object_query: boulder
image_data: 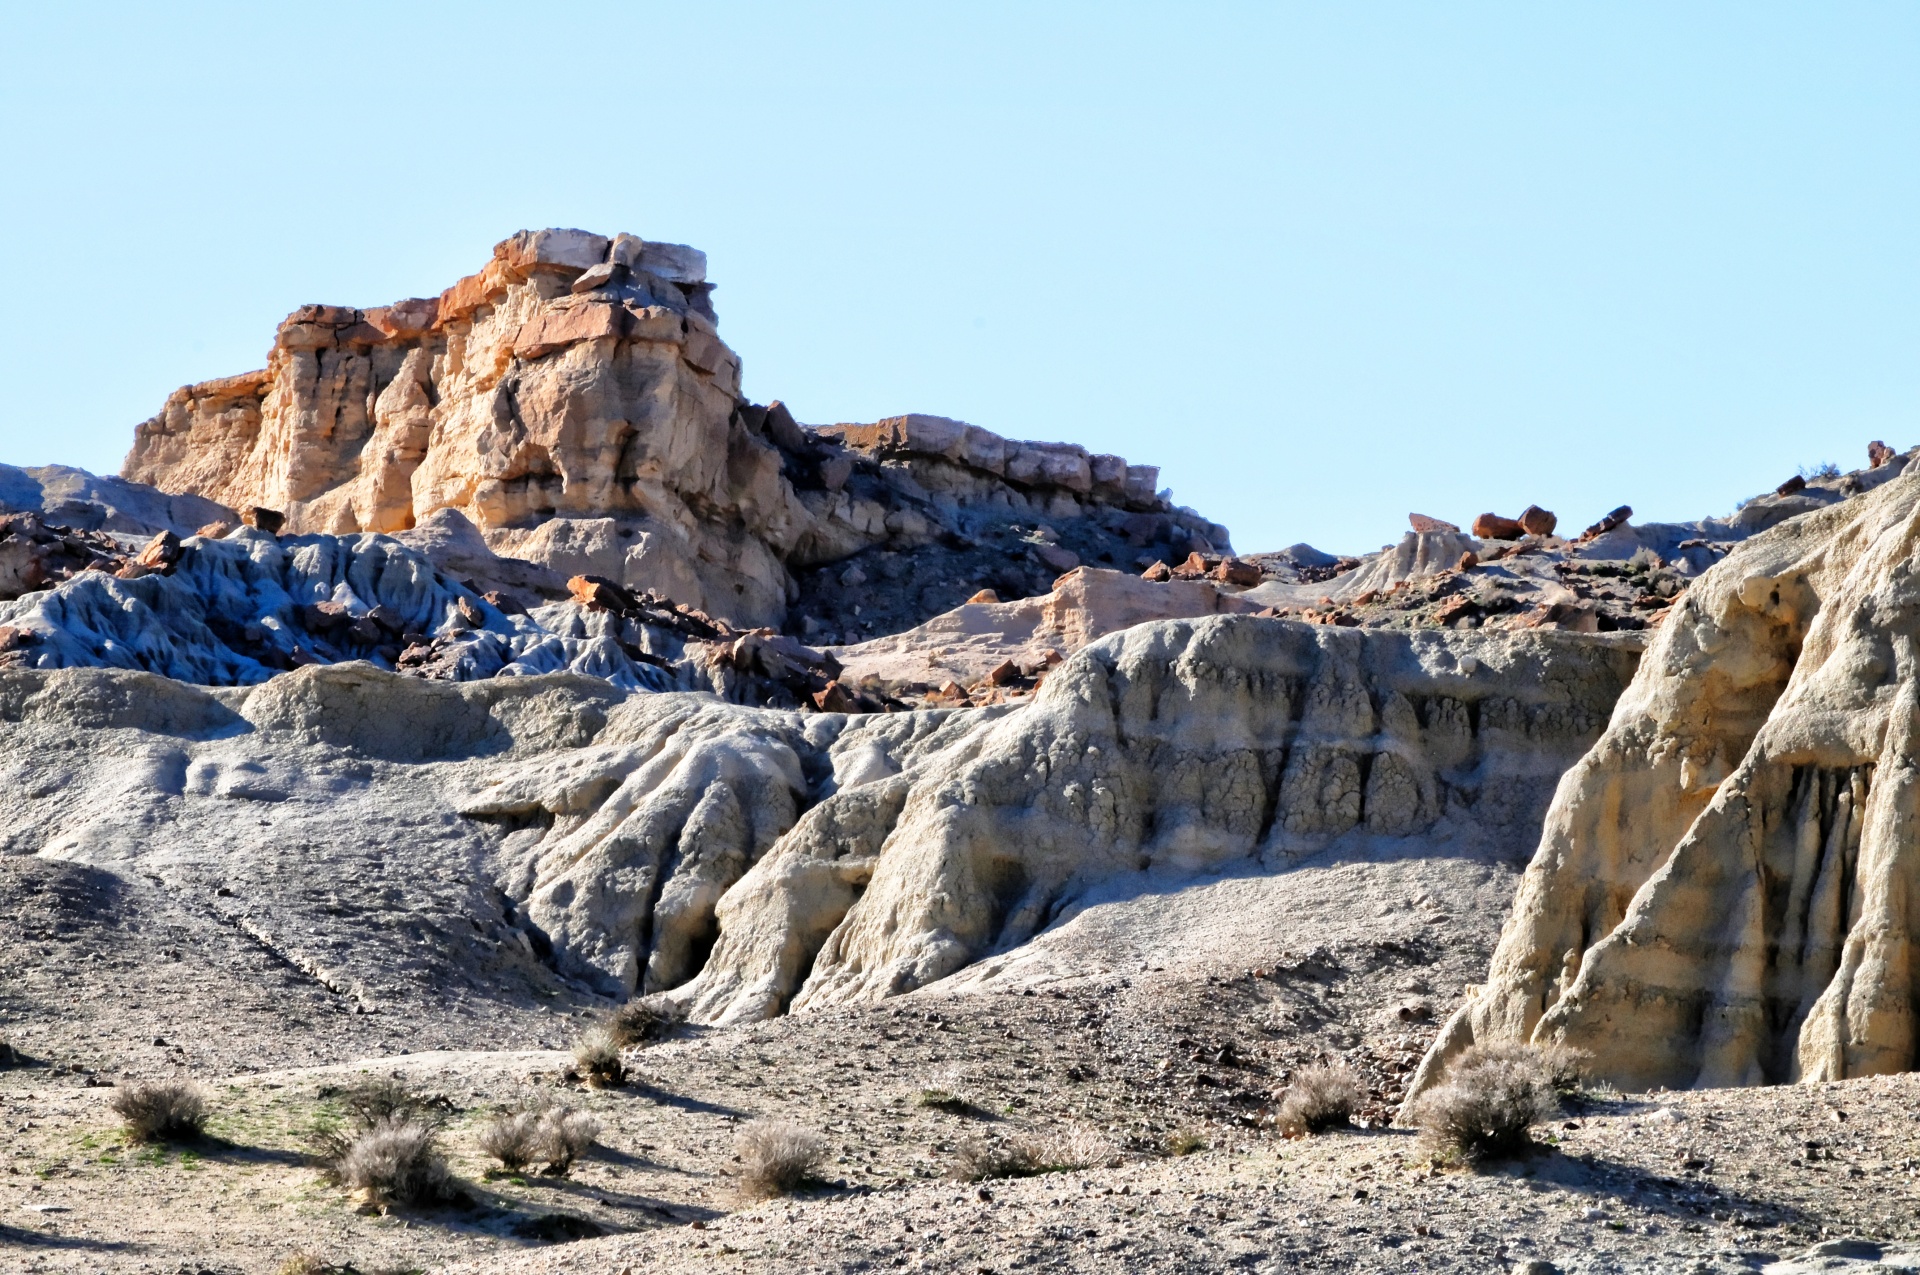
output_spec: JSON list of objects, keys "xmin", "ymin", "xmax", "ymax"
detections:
[
  {"xmin": 1471, "ymin": 513, "xmax": 1526, "ymax": 540},
  {"xmin": 1869, "ymin": 439, "xmax": 1896, "ymax": 468},
  {"xmin": 1409, "ymin": 513, "xmax": 1459, "ymax": 534},
  {"xmin": 1517, "ymin": 505, "xmax": 1557, "ymax": 536}
]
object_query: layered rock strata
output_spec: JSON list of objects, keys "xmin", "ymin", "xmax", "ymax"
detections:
[
  {"xmin": 462, "ymin": 616, "xmax": 1636, "ymax": 1021},
  {"xmin": 1403, "ymin": 467, "xmax": 1920, "ymax": 1099},
  {"xmin": 122, "ymin": 229, "xmax": 1215, "ymax": 630}
]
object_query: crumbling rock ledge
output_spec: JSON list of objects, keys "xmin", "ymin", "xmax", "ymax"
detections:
[{"xmin": 1403, "ymin": 467, "xmax": 1920, "ymax": 1102}]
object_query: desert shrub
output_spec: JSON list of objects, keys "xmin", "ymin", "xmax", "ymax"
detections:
[
  {"xmin": 274, "ymin": 1255, "xmax": 362, "ymax": 1275},
  {"xmin": 0, "ymin": 1037, "xmax": 16, "ymax": 1067},
  {"xmin": 109, "ymin": 1079, "xmax": 209, "ymax": 1143},
  {"xmin": 1272, "ymin": 1063, "xmax": 1361, "ymax": 1136},
  {"xmin": 736, "ymin": 1119, "xmax": 827, "ymax": 1198},
  {"xmin": 915, "ymin": 1087, "xmax": 974, "ymax": 1114},
  {"xmin": 951, "ymin": 1125, "xmax": 1116, "ymax": 1181},
  {"xmin": 536, "ymin": 1106, "xmax": 602, "ymax": 1175},
  {"xmin": 1800, "ymin": 461, "xmax": 1842, "ymax": 481},
  {"xmin": 1165, "ymin": 1128, "xmax": 1208, "ymax": 1156},
  {"xmin": 1449, "ymin": 1040, "xmax": 1590, "ymax": 1092},
  {"xmin": 335, "ymin": 1116, "xmax": 451, "ymax": 1206},
  {"xmin": 573, "ymin": 1025, "xmax": 626, "ymax": 1088},
  {"xmin": 311, "ymin": 1077, "xmax": 453, "ymax": 1206},
  {"xmin": 332, "ymin": 1076, "xmax": 451, "ymax": 1130},
  {"xmin": 477, "ymin": 1109, "xmax": 545, "ymax": 1173},
  {"xmin": 608, "ymin": 996, "xmax": 684, "ymax": 1047},
  {"xmin": 1412, "ymin": 1042, "xmax": 1560, "ymax": 1163}
]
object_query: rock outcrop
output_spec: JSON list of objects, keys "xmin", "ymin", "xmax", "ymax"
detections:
[
  {"xmin": 462, "ymin": 616, "xmax": 1635, "ymax": 1021},
  {"xmin": 1403, "ymin": 465, "xmax": 1920, "ymax": 1099},
  {"xmin": 122, "ymin": 229, "xmax": 1217, "ymax": 631}
]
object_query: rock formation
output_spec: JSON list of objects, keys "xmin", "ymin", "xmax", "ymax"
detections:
[
  {"xmin": 462, "ymin": 616, "xmax": 1634, "ymax": 1020},
  {"xmin": 122, "ymin": 229, "xmax": 1219, "ymax": 631},
  {"xmin": 1403, "ymin": 465, "xmax": 1920, "ymax": 1099}
]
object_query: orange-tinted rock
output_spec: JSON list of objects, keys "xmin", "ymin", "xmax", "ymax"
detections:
[
  {"xmin": 568, "ymin": 574, "xmax": 627, "ymax": 612},
  {"xmin": 1210, "ymin": 557, "xmax": 1262, "ymax": 586},
  {"xmin": 512, "ymin": 303, "xmax": 629, "ymax": 360},
  {"xmin": 1409, "ymin": 513, "xmax": 1459, "ymax": 534},
  {"xmin": 195, "ymin": 521, "xmax": 235, "ymax": 540},
  {"xmin": 133, "ymin": 530, "xmax": 181, "ymax": 571},
  {"xmin": 1869, "ymin": 439, "xmax": 1896, "ymax": 468},
  {"xmin": 1141, "ymin": 561, "xmax": 1172, "ymax": 582},
  {"xmin": 1517, "ymin": 505, "xmax": 1557, "ymax": 536},
  {"xmin": 965, "ymin": 588, "xmax": 1000, "ymax": 605},
  {"xmin": 811, "ymin": 680, "xmax": 859, "ymax": 713},
  {"xmin": 1456, "ymin": 551, "xmax": 1479, "ymax": 571},
  {"xmin": 1472, "ymin": 513, "xmax": 1526, "ymax": 540}
]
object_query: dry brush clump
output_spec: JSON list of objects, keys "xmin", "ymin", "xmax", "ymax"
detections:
[
  {"xmin": 951, "ymin": 1125, "xmax": 1118, "ymax": 1182},
  {"xmin": 572, "ymin": 1025, "xmax": 626, "ymax": 1088},
  {"xmin": 608, "ymin": 995, "xmax": 685, "ymax": 1047},
  {"xmin": 109, "ymin": 1078, "xmax": 209, "ymax": 1143},
  {"xmin": 310, "ymin": 1078, "xmax": 454, "ymax": 1207},
  {"xmin": 1272, "ymin": 1062, "xmax": 1362, "ymax": 1136},
  {"xmin": 1411, "ymin": 1042, "xmax": 1565, "ymax": 1164},
  {"xmin": 735, "ymin": 1119, "xmax": 827, "ymax": 1198}
]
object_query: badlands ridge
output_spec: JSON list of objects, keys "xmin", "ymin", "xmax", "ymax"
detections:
[{"xmin": 4, "ymin": 229, "xmax": 1920, "ymax": 1273}]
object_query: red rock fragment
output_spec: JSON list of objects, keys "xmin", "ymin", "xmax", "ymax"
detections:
[
  {"xmin": 1140, "ymin": 561, "xmax": 1173, "ymax": 583},
  {"xmin": 1471, "ymin": 514, "xmax": 1525, "ymax": 541},
  {"xmin": 1517, "ymin": 505, "xmax": 1557, "ymax": 536},
  {"xmin": 1409, "ymin": 513, "xmax": 1459, "ymax": 534},
  {"xmin": 1869, "ymin": 440, "xmax": 1896, "ymax": 469},
  {"xmin": 1210, "ymin": 558, "xmax": 1263, "ymax": 586},
  {"xmin": 1578, "ymin": 506, "xmax": 1632, "ymax": 541},
  {"xmin": 812, "ymin": 680, "xmax": 859, "ymax": 713},
  {"xmin": 1776, "ymin": 475, "xmax": 1807, "ymax": 496}
]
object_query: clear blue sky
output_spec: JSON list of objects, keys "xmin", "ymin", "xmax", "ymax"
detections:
[{"xmin": 2, "ymin": 4, "xmax": 1914, "ymax": 555}]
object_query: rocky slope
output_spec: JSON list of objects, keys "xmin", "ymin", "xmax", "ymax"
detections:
[
  {"xmin": 120, "ymin": 229, "xmax": 1221, "ymax": 631},
  {"xmin": 1406, "ymin": 461, "xmax": 1920, "ymax": 1101}
]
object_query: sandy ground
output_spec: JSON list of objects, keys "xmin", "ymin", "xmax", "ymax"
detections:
[{"xmin": 6, "ymin": 843, "xmax": 1914, "ymax": 1273}]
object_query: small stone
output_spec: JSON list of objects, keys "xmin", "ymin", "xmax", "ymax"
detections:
[
  {"xmin": 1456, "ymin": 551, "xmax": 1479, "ymax": 571},
  {"xmin": 965, "ymin": 589, "xmax": 1000, "ymax": 605},
  {"xmin": 985, "ymin": 660, "xmax": 1019, "ymax": 686},
  {"xmin": 1776, "ymin": 474, "xmax": 1807, "ymax": 496},
  {"xmin": 1141, "ymin": 561, "xmax": 1172, "ymax": 582},
  {"xmin": 195, "ymin": 521, "xmax": 236, "ymax": 539}
]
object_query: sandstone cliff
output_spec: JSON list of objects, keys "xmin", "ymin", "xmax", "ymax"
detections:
[
  {"xmin": 1404, "ymin": 466, "xmax": 1920, "ymax": 1099},
  {"xmin": 122, "ymin": 229, "xmax": 1217, "ymax": 630}
]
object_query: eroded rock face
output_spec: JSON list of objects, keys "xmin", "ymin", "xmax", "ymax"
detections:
[
  {"xmin": 122, "ymin": 230, "xmax": 1214, "ymax": 630},
  {"xmin": 462, "ymin": 615, "xmax": 1635, "ymax": 1021},
  {"xmin": 1404, "ymin": 469, "xmax": 1920, "ymax": 1099}
]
